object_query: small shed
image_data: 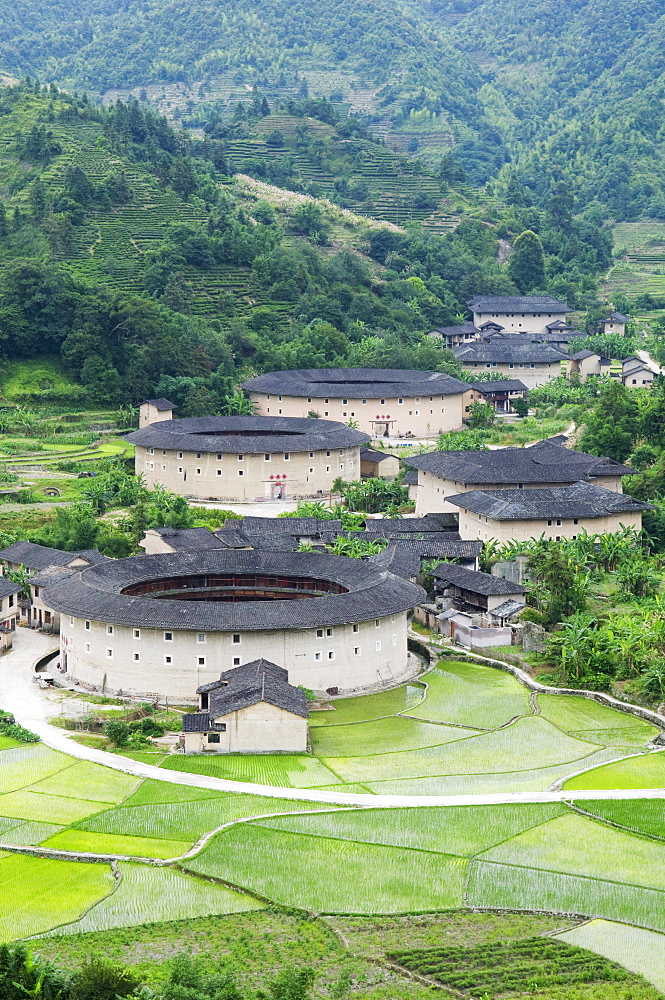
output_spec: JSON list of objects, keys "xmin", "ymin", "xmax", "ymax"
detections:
[
  {"xmin": 360, "ymin": 448, "xmax": 401, "ymax": 480},
  {"xmin": 182, "ymin": 658, "xmax": 309, "ymax": 754},
  {"xmin": 432, "ymin": 563, "xmax": 526, "ymax": 612}
]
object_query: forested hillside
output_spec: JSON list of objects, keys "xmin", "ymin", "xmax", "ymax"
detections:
[
  {"xmin": 0, "ymin": 81, "xmax": 611, "ymax": 410},
  {"xmin": 3, "ymin": 0, "xmax": 665, "ymax": 221}
]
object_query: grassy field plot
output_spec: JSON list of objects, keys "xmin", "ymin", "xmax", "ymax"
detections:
[
  {"xmin": 4, "ymin": 821, "xmax": 64, "ymax": 844},
  {"xmin": 258, "ymin": 803, "xmax": 565, "ymax": 855},
  {"xmin": 323, "ymin": 716, "xmax": 603, "ymax": 784},
  {"xmin": 28, "ymin": 761, "xmax": 140, "ymax": 803},
  {"xmin": 557, "ymin": 919, "xmax": 665, "ymax": 991},
  {"xmin": 567, "ymin": 727, "xmax": 658, "ymax": 747},
  {"xmin": 189, "ymin": 824, "xmax": 468, "ymax": 912},
  {"xmin": 47, "ymin": 861, "xmax": 262, "ymax": 936},
  {"xmin": 407, "ymin": 661, "xmax": 532, "ymax": 729},
  {"xmin": 575, "ymin": 799, "xmax": 665, "ymax": 841},
  {"xmin": 467, "ymin": 860, "xmax": 665, "ymax": 933},
  {"xmin": 564, "ymin": 751, "xmax": 665, "ymax": 789},
  {"xmin": 73, "ymin": 792, "xmax": 326, "ymax": 844},
  {"xmin": 119, "ymin": 779, "xmax": 230, "ymax": 806},
  {"xmin": 41, "ymin": 829, "xmax": 191, "ymax": 859},
  {"xmin": 388, "ymin": 937, "xmax": 635, "ymax": 995},
  {"xmin": 538, "ymin": 694, "xmax": 657, "ymax": 745},
  {"xmin": 480, "ymin": 812, "xmax": 665, "ymax": 891},
  {"xmin": 0, "ymin": 854, "xmax": 113, "ymax": 940},
  {"xmin": 161, "ymin": 753, "xmax": 340, "ymax": 787},
  {"xmin": 0, "ymin": 790, "xmax": 108, "ymax": 824},
  {"xmin": 330, "ymin": 911, "xmax": 572, "ymax": 957},
  {"xmin": 0, "ymin": 737, "xmax": 21, "ymax": 751},
  {"xmin": 310, "ymin": 717, "xmax": 478, "ymax": 757},
  {"xmin": 0, "ymin": 745, "xmax": 73, "ymax": 794},
  {"xmin": 308, "ymin": 684, "xmax": 425, "ymax": 726}
]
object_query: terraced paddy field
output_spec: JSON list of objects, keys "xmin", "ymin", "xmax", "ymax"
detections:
[
  {"xmin": 162, "ymin": 659, "xmax": 659, "ymax": 794},
  {"xmin": 0, "ymin": 655, "xmax": 662, "ymax": 991},
  {"xmin": 603, "ymin": 220, "xmax": 665, "ymax": 299}
]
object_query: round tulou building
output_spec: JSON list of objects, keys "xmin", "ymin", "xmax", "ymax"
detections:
[
  {"xmin": 126, "ymin": 415, "xmax": 370, "ymax": 502},
  {"xmin": 44, "ymin": 551, "xmax": 425, "ymax": 703}
]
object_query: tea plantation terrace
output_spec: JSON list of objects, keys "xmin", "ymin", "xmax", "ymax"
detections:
[
  {"xmin": 242, "ymin": 367, "xmax": 472, "ymax": 438},
  {"xmin": 126, "ymin": 416, "xmax": 370, "ymax": 502},
  {"xmin": 44, "ymin": 550, "xmax": 424, "ymax": 701}
]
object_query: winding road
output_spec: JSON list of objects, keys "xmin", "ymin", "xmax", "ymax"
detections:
[{"xmin": 1, "ymin": 629, "xmax": 664, "ymax": 809}]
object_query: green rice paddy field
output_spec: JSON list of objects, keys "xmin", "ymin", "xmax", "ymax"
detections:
[{"xmin": 0, "ymin": 657, "xmax": 662, "ymax": 992}]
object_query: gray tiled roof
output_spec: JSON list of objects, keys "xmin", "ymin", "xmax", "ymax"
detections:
[
  {"xmin": 433, "ymin": 562, "xmax": 525, "ymax": 595},
  {"xmin": 446, "ymin": 481, "xmax": 653, "ymax": 520},
  {"xmin": 359, "ymin": 448, "xmax": 396, "ymax": 462},
  {"xmin": 126, "ymin": 416, "xmax": 369, "ymax": 454},
  {"xmin": 0, "ymin": 542, "xmax": 106, "ymax": 571},
  {"xmin": 151, "ymin": 527, "xmax": 228, "ymax": 550},
  {"xmin": 145, "ymin": 398, "xmax": 176, "ymax": 410},
  {"xmin": 455, "ymin": 343, "xmax": 567, "ymax": 363},
  {"xmin": 489, "ymin": 599, "xmax": 527, "ymax": 619},
  {"xmin": 473, "ymin": 380, "xmax": 528, "ymax": 394},
  {"xmin": 192, "ymin": 658, "xmax": 308, "ymax": 720},
  {"xmin": 468, "ymin": 295, "xmax": 572, "ymax": 313},
  {"xmin": 408, "ymin": 440, "xmax": 635, "ymax": 485},
  {"xmin": 241, "ymin": 368, "xmax": 469, "ymax": 399},
  {"xmin": 428, "ymin": 322, "xmax": 479, "ymax": 337},
  {"xmin": 363, "ymin": 513, "xmax": 457, "ymax": 533},
  {"xmin": 402, "ymin": 469, "xmax": 418, "ymax": 485},
  {"xmin": 30, "ymin": 565, "xmax": 77, "ymax": 587},
  {"xmin": 44, "ymin": 550, "xmax": 425, "ymax": 630},
  {"xmin": 369, "ymin": 545, "xmax": 422, "ymax": 580},
  {"xmin": 241, "ymin": 516, "xmax": 343, "ymax": 534},
  {"xmin": 603, "ymin": 312, "xmax": 630, "ymax": 323},
  {"xmin": 569, "ymin": 349, "xmax": 599, "ymax": 360},
  {"xmin": 0, "ymin": 577, "xmax": 20, "ymax": 599}
]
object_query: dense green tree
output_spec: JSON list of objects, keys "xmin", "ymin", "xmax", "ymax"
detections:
[
  {"xmin": 579, "ymin": 381, "xmax": 639, "ymax": 462},
  {"xmin": 507, "ymin": 230, "xmax": 546, "ymax": 292}
]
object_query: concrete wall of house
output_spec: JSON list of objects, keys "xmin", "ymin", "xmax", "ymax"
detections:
[
  {"xmin": 459, "ymin": 361, "xmax": 562, "ymax": 389},
  {"xmin": 184, "ymin": 702, "xmax": 307, "ymax": 753},
  {"xmin": 603, "ymin": 320, "xmax": 626, "ymax": 336},
  {"xmin": 134, "ymin": 443, "xmax": 361, "ymax": 502},
  {"xmin": 567, "ymin": 355, "xmax": 602, "ymax": 380},
  {"xmin": 247, "ymin": 392, "xmax": 465, "ymax": 439},
  {"xmin": 624, "ymin": 369, "xmax": 656, "ymax": 387},
  {"xmin": 360, "ymin": 455, "xmax": 401, "ymax": 479},
  {"xmin": 472, "ymin": 311, "xmax": 567, "ymax": 335},
  {"xmin": 415, "ymin": 470, "xmax": 625, "ymax": 516},
  {"xmin": 452, "ymin": 621, "xmax": 513, "ymax": 648},
  {"xmin": 29, "ymin": 587, "xmax": 57, "ymax": 630},
  {"xmin": 139, "ymin": 403, "xmax": 174, "ymax": 428},
  {"xmin": 0, "ymin": 593, "xmax": 17, "ymax": 629},
  {"xmin": 457, "ymin": 509, "xmax": 644, "ymax": 544},
  {"xmin": 59, "ymin": 612, "xmax": 412, "ymax": 702}
]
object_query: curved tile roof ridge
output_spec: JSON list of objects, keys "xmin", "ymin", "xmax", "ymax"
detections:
[{"xmin": 126, "ymin": 416, "xmax": 370, "ymax": 453}]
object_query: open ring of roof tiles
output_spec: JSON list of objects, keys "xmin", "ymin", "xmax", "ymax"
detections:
[
  {"xmin": 241, "ymin": 367, "xmax": 469, "ymax": 397},
  {"xmin": 43, "ymin": 550, "xmax": 425, "ymax": 631},
  {"xmin": 125, "ymin": 416, "xmax": 370, "ymax": 453}
]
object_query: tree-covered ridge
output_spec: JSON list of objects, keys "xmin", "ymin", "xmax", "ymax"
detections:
[{"xmin": 0, "ymin": 82, "xmax": 612, "ymax": 409}]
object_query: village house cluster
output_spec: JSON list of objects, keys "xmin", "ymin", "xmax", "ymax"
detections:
[{"xmin": 0, "ymin": 296, "xmax": 655, "ymax": 755}]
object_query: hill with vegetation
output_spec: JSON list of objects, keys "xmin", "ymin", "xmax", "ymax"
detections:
[
  {"xmin": 4, "ymin": 0, "xmax": 665, "ymax": 222},
  {"xmin": 0, "ymin": 82, "xmax": 613, "ymax": 411}
]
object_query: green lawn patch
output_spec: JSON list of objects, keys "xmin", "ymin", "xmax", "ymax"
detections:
[
  {"xmin": 564, "ymin": 751, "xmax": 665, "ymax": 789},
  {"xmin": 0, "ymin": 737, "xmax": 22, "ymax": 751},
  {"xmin": 257, "ymin": 803, "xmax": 565, "ymax": 856},
  {"xmin": 45, "ymin": 861, "xmax": 262, "ymax": 936},
  {"xmin": 118, "ymin": 778, "xmax": 230, "ymax": 806},
  {"xmin": 41, "ymin": 829, "xmax": 192, "ymax": 858},
  {"xmin": 189, "ymin": 824, "xmax": 468, "ymax": 912},
  {"xmin": 0, "ymin": 853, "xmax": 113, "ymax": 940},
  {"xmin": 310, "ymin": 717, "xmax": 478, "ymax": 757},
  {"xmin": 308, "ymin": 683, "xmax": 425, "ymax": 726},
  {"xmin": 406, "ymin": 661, "xmax": 532, "ymax": 729},
  {"xmin": 0, "ymin": 359, "xmax": 86, "ymax": 404},
  {"xmin": 161, "ymin": 753, "xmax": 340, "ymax": 787}
]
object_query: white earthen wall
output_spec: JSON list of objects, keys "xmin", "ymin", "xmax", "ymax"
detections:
[
  {"xmin": 457, "ymin": 510, "xmax": 644, "ymax": 544},
  {"xmin": 472, "ymin": 311, "xmax": 568, "ymax": 335}
]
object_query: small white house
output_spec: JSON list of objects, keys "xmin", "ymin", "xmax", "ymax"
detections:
[
  {"xmin": 138, "ymin": 398, "xmax": 176, "ymax": 429},
  {"xmin": 182, "ymin": 658, "xmax": 309, "ymax": 753},
  {"xmin": 601, "ymin": 312, "xmax": 629, "ymax": 337}
]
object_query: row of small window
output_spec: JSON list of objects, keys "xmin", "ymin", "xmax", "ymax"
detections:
[
  {"xmin": 485, "ymin": 363, "xmax": 538, "ymax": 369},
  {"xmin": 75, "ymin": 622, "xmax": 241, "ymax": 643},
  {"xmin": 170, "ymin": 465, "xmax": 348, "ymax": 476},
  {"xmin": 86, "ymin": 645, "xmax": 389, "ymax": 660}
]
